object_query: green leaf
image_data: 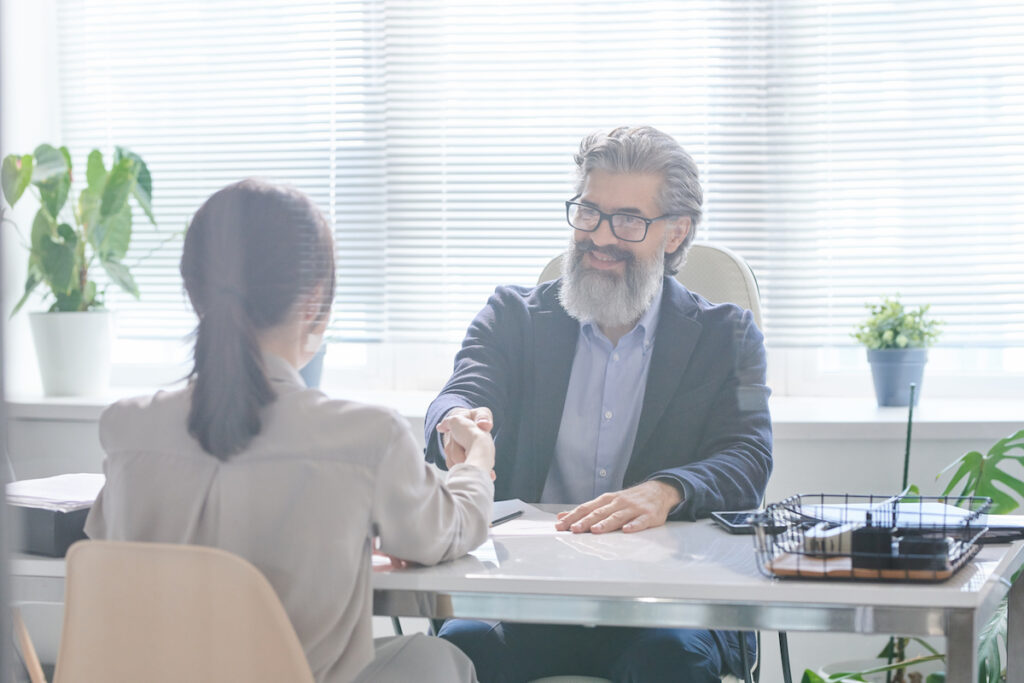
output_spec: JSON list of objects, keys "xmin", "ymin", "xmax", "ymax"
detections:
[
  {"xmin": 38, "ymin": 234, "xmax": 76, "ymax": 295},
  {"xmin": 37, "ymin": 172, "xmax": 71, "ymax": 220},
  {"xmin": 78, "ymin": 186, "xmax": 101, "ymax": 232},
  {"xmin": 94, "ymin": 204, "xmax": 132, "ymax": 261},
  {"xmin": 57, "ymin": 222, "xmax": 77, "ymax": 248},
  {"xmin": 51, "ymin": 288, "xmax": 83, "ymax": 312},
  {"xmin": 115, "ymin": 147, "xmax": 155, "ymax": 225},
  {"xmin": 30, "ymin": 144, "xmax": 68, "ymax": 183},
  {"xmin": 101, "ymin": 258, "xmax": 139, "ymax": 298},
  {"xmin": 801, "ymin": 671, "xmax": 827, "ymax": 683},
  {"xmin": 925, "ymin": 674, "xmax": 945, "ymax": 683},
  {"xmin": 978, "ymin": 598, "xmax": 1006, "ymax": 683},
  {"xmin": 100, "ymin": 158, "xmax": 136, "ymax": 218},
  {"xmin": 910, "ymin": 637, "xmax": 942, "ymax": 657},
  {"xmin": 1, "ymin": 154, "xmax": 33, "ymax": 206},
  {"xmin": 10, "ymin": 270, "xmax": 41, "ymax": 317},
  {"xmin": 940, "ymin": 431, "xmax": 1024, "ymax": 514},
  {"xmin": 86, "ymin": 150, "xmax": 106, "ymax": 189},
  {"xmin": 59, "ymin": 146, "xmax": 72, "ymax": 181},
  {"xmin": 30, "ymin": 208, "xmax": 56, "ymax": 252}
]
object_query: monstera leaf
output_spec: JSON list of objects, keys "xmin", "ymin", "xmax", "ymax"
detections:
[{"xmin": 940, "ymin": 430, "xmax": 1024, "ymax": 514}]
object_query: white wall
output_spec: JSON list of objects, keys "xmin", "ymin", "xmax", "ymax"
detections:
[{"xmin": 1, "ymin": 0, "xmax": 61, "ymax": 397}]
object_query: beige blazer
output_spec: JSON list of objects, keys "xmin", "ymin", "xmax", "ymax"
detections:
[{"xmin": 86, "ymin": 353, "xmax": 493, "ymax": 683}]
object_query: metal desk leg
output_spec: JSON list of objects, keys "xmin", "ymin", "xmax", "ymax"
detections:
[
  {"xmin": 778, "ymin": 631, "xmax": 793, "ymax": 683},
  {"xmin": 945, "ymin": 609, "xmax": 978, "ymax": 683},
  {"xmin": 1009, "ymin": 574, "xmax": 1024, "ymax": 679},
  {"xmin": 738, "ymin": 632, "xmax": 752, "ymax": 683}
]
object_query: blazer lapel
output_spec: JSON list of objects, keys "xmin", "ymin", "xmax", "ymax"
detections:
[{"xmin": 628, "ymin": 281, "xmax": 702, "ymax": 477}]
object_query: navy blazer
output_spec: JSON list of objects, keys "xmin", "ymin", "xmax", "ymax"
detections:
[{"xmin": 424, "ymin": 276, "xmax": 773, "ymax": 520}]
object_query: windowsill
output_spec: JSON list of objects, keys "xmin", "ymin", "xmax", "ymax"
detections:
[{"xmin": 6, "ymin": 389, "xmax": 1022, "ymax": 441}]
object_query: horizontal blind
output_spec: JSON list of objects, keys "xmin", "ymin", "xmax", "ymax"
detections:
[
  {"xmin": 54, "ymin": 0, "xmax": 1024, "ymax": 346},
  {"xmin": 762, "ymin": 0, "xmax": 1024, "ymax": 346}
]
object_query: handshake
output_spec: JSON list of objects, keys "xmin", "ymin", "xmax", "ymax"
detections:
[{"xmin": 437, "ymin": 407, "xmax": 496, "ymax": 480}]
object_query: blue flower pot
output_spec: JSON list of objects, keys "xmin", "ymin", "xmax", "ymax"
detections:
[{"xmin": 867, "ymin": 348, "xmax": 927, "ymax": 407}]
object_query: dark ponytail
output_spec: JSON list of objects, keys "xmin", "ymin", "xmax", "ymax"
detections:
[{"xmin": 180, "ymin": 179, "xmax": 335, "ymax": 460}]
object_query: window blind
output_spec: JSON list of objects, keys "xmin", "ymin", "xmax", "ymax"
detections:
[{"xmin": 54, "ymin": 0, "xmax": 1024, "ymax": 346}]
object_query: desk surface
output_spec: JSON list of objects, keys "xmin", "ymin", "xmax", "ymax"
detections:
[
  {"xmin": 12, "ymin": 504, "xmax": 1024, "ymax": 680},
  {"xmin": 368, "ymin": 505, "xmax": 1024, "ymax": 637}
]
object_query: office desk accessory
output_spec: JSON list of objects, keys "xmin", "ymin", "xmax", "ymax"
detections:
[
  {"xmin": 753, "ymin": 492, "xmax": 990, "ymax": 581},
  {"xmin": 490, "ymin": 510, "xmax": 524, "ymax": 527}
]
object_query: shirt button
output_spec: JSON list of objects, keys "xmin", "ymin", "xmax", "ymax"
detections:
[
  {"xmin": 599, "ymin": 468, "xmax": 608, "ymax": 478},
  {"xmin": 612, "ymin": 353, "xmax": 620, "ymax": 362},
  {"xmin": 604, "ymin": 410, "xmax": 613, "ymax": 420}
]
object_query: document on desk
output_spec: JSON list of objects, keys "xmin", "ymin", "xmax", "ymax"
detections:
[
  {"xmin": 6, "ymin": 473, "xmax": 105, "ymax": 512},
  {"xmin": 489, "ymin": 499, "xmax": 569, "ymax": 537},
  {"xmin": 806, "ymin": 501, "xmax": 1015, "ymax": 529}
]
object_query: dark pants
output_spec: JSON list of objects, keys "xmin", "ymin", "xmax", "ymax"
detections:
[{"xmin": 437, "ymin": 619, "xmax": 755, "ymax": 683}]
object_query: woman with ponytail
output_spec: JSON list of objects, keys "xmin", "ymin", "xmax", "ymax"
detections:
[{"xmin": 86, "ymin": 179, "xmax": 494, "ymax": 683}]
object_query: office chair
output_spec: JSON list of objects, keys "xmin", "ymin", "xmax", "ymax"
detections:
[
  {"xmin": 533, "ymin": 242, "xmax": 785, "ymax": 683},
  {"xmin": 16, "ymin": 540, "xmax": 315, "ymax": 683},
  {"xmin": 538, "ymin": 242, "xmax": 763, "ymax": 331}
]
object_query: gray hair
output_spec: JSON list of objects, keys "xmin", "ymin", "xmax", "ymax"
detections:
[{"xmin": 573, "ymin": 126, "xmax": 702, "ymax": 274}]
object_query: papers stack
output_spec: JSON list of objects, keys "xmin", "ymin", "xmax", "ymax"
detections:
[
  {"xmin": 7, "ymin": 473, "xmax": 105, "ymax": 512},
  {"xmin": 6, "ymin": 473, "xmax": 106, "ymax": 556}
]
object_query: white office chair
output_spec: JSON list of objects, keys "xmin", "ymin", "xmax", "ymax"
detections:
[
  {"xmin": 532, "ymin": 242, "xmax": 773, "ymax": 683},
  {"xmin": 538, "ymin": 241, "xmax": 764, "ymax": 331}
]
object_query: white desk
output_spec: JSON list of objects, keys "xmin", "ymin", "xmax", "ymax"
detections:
[
  {"xmin": 373, "ymin": 507, "xmax": 1024, "ymax": 682},
  {"xmin": 12, "ymin": 511, "xmax": 1024, "ymax": 681}
]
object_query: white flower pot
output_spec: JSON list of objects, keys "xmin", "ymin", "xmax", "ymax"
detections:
[{"xmin": 29, "ymin": 310, "xmax": 113, "ymax": 396}]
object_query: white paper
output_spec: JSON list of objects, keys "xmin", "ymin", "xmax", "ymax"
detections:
[
  {"xmin": 489, "ymin": 499, "xmax": 569, "ymax": 537},
  {"xmin": 6, "ymin": 473, "xmax": 105, "ymax": 512},
  {"xmin": 805, "ymin": 501, "xmax": 977, "ymax": 528}
]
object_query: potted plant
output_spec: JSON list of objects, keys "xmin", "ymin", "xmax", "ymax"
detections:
[
  {"xmin": 1, "ymin": 144, "xmax": 155, "ymax": 396},
  {"xmin": 852, "ymin": 295, "xmax": 942, "ymax": 406}
]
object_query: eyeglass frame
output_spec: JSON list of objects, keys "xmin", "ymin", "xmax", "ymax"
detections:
[{"xmin": 564, "ymin": 195, "xmax": 677, "ymax": 243}]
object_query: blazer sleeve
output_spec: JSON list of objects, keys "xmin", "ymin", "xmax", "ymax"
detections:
[
  {"xmin": 650, "ymin": 309, "xmax": 773, "ymax": 520},
  {"xmin": 374, "ymin": 412, "xmax": 494, "ymax": 564},
  {"xmin": 424, "ymin": 286, "xmax": 519, "ymax": 468}
]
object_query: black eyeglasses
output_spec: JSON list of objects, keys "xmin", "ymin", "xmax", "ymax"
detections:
[{"xmin": 565, "ymin": 198, "xmax": 674, "ymax": 243}]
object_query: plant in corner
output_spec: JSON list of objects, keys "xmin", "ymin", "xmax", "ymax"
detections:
[
  {"xmin": 852, "ymin": 295, "xmax": 943, "ymax": 407},
  {"xmin": 1, "ymin": 144, "xmax": 156, "ymax": 395},
  {"xmin": 803, "ymin": 429, "xmax": 1024, "ymax": 683}
]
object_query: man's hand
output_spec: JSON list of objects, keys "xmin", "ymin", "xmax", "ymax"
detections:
[
  {"xmin": 554, "ymin": 480, "xmax": 682, "ymax": 534},
  {"xmin": 439, "ymin": 407, "xmax": 493, "ymax": 468},
  {"xmin": 437, "ymin": 408, "xmax": 496, "ymax": 479}
]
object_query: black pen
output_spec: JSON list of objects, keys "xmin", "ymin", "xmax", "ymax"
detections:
[{"xmin": 490, "ymin": 510, "xmax": 524, "ymax": 527}]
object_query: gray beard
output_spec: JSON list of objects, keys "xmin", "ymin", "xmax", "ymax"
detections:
[{"xmin": 558, "ymin": 238, "xmax": 665, "ymax": 330}]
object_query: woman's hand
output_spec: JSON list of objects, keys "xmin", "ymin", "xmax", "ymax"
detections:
[{"xmin": 437, "ymin": 409, "xmax": 495, "ymax": 478}]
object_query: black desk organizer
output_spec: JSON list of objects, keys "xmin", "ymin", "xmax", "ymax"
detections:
[{"xmin": 751, "ymin": 493, "xmax": 991, "ymax": 582}]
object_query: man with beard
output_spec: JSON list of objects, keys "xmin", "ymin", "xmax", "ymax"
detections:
[{"xmin": 424, "ymin": 126, "xmax": 772, "ymax": 682}]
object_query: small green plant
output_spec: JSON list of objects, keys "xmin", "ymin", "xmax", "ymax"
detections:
[
  {"xmin": 1, "ymin": 144, "xmax": 155, "ymax": 315},
  {"xmin": 852, "ymin": 296, "xmax": 942, "ymax": 350}
]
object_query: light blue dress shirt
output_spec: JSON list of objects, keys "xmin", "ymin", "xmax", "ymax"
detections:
[{"xmin": 540, "ymin": 286, "xmax": 663, "ymax": 505}]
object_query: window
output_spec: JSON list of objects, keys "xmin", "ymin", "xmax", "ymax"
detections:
[{"xmin": 52, "ymin": 0, "xmax": 1024, "ymax": 351}]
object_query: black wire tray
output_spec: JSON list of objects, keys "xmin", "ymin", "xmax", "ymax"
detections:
[{"xmin": 751, "ymin": 493, "xmax": 991, "ymax": 582}]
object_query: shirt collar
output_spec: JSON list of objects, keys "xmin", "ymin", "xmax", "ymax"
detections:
[
  {"xmin": 580, "ymin": 280, "xmax": 664, "ymax": 349},
  {"xmin": 261, "ymin": 351, "xmax": 308, "ymax": 391}
]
